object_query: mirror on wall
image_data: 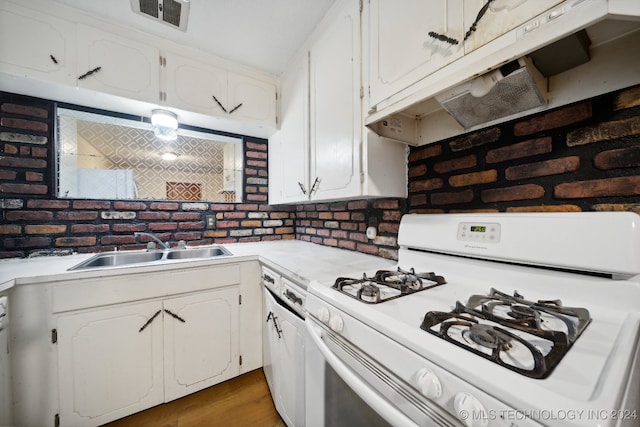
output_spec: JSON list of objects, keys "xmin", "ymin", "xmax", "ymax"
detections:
[{"xmin": 56, "ymin": 107, "xmax": 243, "ymax": 202}]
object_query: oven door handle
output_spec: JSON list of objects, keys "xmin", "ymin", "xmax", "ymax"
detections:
[{"xmin": 306, "ymin": 320, "xmax": 419, "ymax": 427}]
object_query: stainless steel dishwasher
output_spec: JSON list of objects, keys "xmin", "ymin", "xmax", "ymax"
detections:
[{"xmin": 262, "ymin": 266, "xmax": 306, "ymax": 427}]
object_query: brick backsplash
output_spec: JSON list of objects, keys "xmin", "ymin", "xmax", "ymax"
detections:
[
  {"xmin": 0, "ymin": 91, "xmax": 295, "ymax": 259},
  {"xmin": 296, "ymin": 198, "xmax": 406, "ymax": 260},
  {"xmin": 408, "ymin": 84, "xmax": 640, "ymax": 214},
  {"xmin": 2, "ymin": 84, "xmax": 640, "ymax": 261}
]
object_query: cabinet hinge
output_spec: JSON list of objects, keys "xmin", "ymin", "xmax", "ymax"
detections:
[
  {"xmin": 54, "ymin": 413, "xmax": 60, "ymax": 427},
  {"xmin": 360, "ymin": 86, "xmax": 364, "ymax": 99},
  {"xmin": 239, "ymin": 355, "xmax": 243, "ymax": 366},
  {"xmin": 360, "ymin": 171, "xmax": 365, "ymax": 184},
  {"xmin": 51, "ymin": 329, "xmax": 57, "ymax": 344},
  {"xmin": 239, "ymin": 294, "xmax": 242, "ymax": 305}
]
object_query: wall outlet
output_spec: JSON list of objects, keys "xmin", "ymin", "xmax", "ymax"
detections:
[{"xmin": 205, "ymin": 215, "xmax": 216, "ymax": 229}]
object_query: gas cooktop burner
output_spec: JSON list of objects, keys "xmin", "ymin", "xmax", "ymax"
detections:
[
  {"xmin": 333, "ymin": 267, "xmax": 446, "ymax": 304},
  {"xmin": 420, "ymin": 288, "xmax": 591, "ymax": 379}
]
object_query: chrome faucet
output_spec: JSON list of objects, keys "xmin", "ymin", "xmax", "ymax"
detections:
[{"xmin": 134, "ymin": 232, "xmax": 169, "ymax": 250}]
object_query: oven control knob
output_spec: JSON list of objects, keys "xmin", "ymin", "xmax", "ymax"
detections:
[
  {"xmin": 328, "ymin": 315, "xmax": 344, "ymax": 333},
  {"xmin": 317, "ymin": 307, "xmax": 330, "ymax": 323},
  {"xmin": 415, "ymin": 368, "xmax": 442, "ymax": 399},
  {"xmin": 454, "ymin": 392, "xmax": 488, "ymax": 427}
]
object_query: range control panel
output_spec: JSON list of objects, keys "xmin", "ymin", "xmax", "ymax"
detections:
[{"xmin": 457, "ymin": 222, "xmax": 501, "ymax": 243}]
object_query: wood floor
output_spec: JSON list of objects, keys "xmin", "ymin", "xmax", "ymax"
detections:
[{"xmin": 103, "ymin": 369, "xmax": 286, "ymax": 427}]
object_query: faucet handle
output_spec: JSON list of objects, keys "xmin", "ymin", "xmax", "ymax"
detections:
[
  {"xmin": 178, "ymin": 240, "xmax": 187, "ymax": 249},
  {"xmin": 146, "ymin": 242, "xmax": 157, "ymax": 250}
]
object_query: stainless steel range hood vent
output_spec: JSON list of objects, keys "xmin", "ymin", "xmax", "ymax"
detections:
[
  {"xmin": 131, "ymin": 0, "xmax": 189, "ymax": 31},
  {"xmin": 435, "ymin": 58, "xmax": 547, "ymax": 129}
]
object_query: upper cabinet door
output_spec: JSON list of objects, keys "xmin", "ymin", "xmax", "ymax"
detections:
[
  {"xmin": 76, "ymin": 24, "xmax": 160, "ymax": 103},
  {"xmin": 0, "ymin": 2, "xmax": 76, "ymax": 85},
  {"xmin": 367, "ymin": 0, "xmax": 464, "ymax": 108},
  {"xmin": 268, "ymin": 53, "xmax": 309, "ymax": 204},
  {"xmin": 163, "ymin": 51, "xmax": 228, "ymax": 116},
  {"xmin": 227, "ymin": 72, "xmax": 277, "ymax": 127},
  {"xmin": 309, "ymin": 0, "xmax": 361, "ymax": 200},
  {"xmin": 164, "ymin": 51, "xmax": 276, "ymax": 127},
  {"xmin": 463, "ymin": 0, "xmax": 564, "ymax": 53}
]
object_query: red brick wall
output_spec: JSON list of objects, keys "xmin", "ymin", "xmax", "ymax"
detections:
[
  {"xmin": 296, "ymin": 198, "xmax": 405, "ymax": 260},
  {"xmin": 408, "ymin": 85, "xmax": 640, "ymax": 213},
  {"xmin": 0, "ymin": 92, "xmax": 295, "ymax": 259}
]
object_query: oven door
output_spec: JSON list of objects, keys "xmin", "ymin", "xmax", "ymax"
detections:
[{"xmin": 305, "ymin": 316, "xmax": 456, "ymax": 427}]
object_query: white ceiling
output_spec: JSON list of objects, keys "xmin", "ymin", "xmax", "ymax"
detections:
[{"xmin": 52, "ymin": 0, "xmax": 336, "ymax": 76}]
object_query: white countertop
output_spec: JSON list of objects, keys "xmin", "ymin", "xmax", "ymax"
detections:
[{"xmin": 0, "ymin": 240, "xmax": 396, "ymax": 292}]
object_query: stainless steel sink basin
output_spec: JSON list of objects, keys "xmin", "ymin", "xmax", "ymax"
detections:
[
  {"xmin": 69, "ymin": 251, "xmax": 164, "ymax": 270},
  {"xmin": 165, "ymin": 246, "xmax": 231, "ymax": 259},
  {"xmin": 68, "ymin": 245, "xmax": 232, "ymax": 270}
]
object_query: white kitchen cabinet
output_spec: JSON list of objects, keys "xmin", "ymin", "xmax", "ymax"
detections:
[
  {"xmin": 226, "ymin": 72, "xmax": 277, "ymax": 127},
  {"xmin": 0, "ymin": 1, "xmax": 76, "ymax": 85},
  {"xmin": 57, "ymin": 300, "xmax": 164, "ymax": 427},
  {"xmin": 309, "ymin": 0, "xmax": 361, "ymax": 201},
  {"xmin": 57, "ymin": 286, "xmax": 239, "ymax": 426},
  {"xmin": 76, "ymin": 24, "xmax": 160, "ymax": 104},
  {"xmin": 162, "ymin": 51, "xmax": 227, "ymax": 115},
  {"xmin": 462, "ymin": 0, "xmax": 564, "ymax": 53},
  {"xmin": 163, "ymin": 287, "xmax": 240, "ymax": 401},
  {"xmin": 269, "ymin": 0, "xmax": 407, "ymax": 204},
  {"xmin": 366, "ymin": 0, "xmax": 465, "ymax": 109},
  {"xmin": 366, "ymin": 0, "xmax": 564, "ymax": 110},
  {"xmin": 163, "ymin": 51, "xmax": 277, "ymax": 128},
  {"xmin": 268, "ymin": 53, "xmax": 309, "ymax": 204}
]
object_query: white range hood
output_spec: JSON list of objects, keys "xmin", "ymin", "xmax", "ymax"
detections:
[{"xmin": 366, "ymin": 0, "xmax": 640, "ymax": 146}]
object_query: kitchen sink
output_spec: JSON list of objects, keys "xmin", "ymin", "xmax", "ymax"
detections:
[
  {"xmin": 68, "ymin": 245, "xmax": 232, "ymax": 270},
  {"xmin": 165, "ymin": 246, "xmax": 231, "ymax": 259},
  {"xmin": 69, "ymin": 251, "xmax": 164, "ymax": 270}
]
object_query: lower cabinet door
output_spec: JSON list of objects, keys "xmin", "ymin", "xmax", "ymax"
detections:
[
  {"xmin": 57, "ymin": 300, "xmax": 164, "ymax": 427},
  {"xmin": 163, "ymin": 286, "xmax": 240, "ymax": 402}
]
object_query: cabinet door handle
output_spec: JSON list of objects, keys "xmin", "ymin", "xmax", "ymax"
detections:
[
  {"xmin": 78, "ymin": 66, "xmax": 102, "ymax": 80},
  {"xmin": 50, "ymin": 54, "xmax": 58, "ymax": 64},
  {"xmin": 163, "ymin": 309, "xmax": 186, "ymax": 323},
  {"xmin": 138, "ymin": 310, "xmax": 161, "ymax": 332},
  {"xmin": 310, "ymin": 177, "xmax": 320, "ymax": 194},
  {"xmin": 262, "ymin": 274, "xmax": 275, "ymax": 284},
  {"xmin": 212, "ymin": 94, "xmax": 228, "ymax": 113},
  {"xmin": 428, "ymin": 31, "xmax": 459, "ymax": 45},
  {"xmin": 298, "ymin": 182, "xmax": 307, "ymax": 195},
  {"xmin": 284, "ymin": 290, "xmax": 303, "ymax": 307},
  {"xmin": 228, "ymin": 103, "xmax": 243, "ymax": 114},
  {"xmin": 266, "ymin": 311, "xmax": 282, "ymax": 338},
  {"xmin": 464, "ymin": 0, "xmax": 495, "ymax": 41}
]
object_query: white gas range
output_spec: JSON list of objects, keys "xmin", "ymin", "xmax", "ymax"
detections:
[{"xmin": 305, "ymin": 212, "xmax": 640, "ymax": 427}]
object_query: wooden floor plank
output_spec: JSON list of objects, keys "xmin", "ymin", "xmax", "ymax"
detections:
[{"xmin": 102, "ymin": 369, "xmax": 285, "ymax": 427}]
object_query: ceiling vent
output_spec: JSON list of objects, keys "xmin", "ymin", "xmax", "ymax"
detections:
[{"xmin": 131, "ymin": 0, "xmax": 190, "ymax": 31}]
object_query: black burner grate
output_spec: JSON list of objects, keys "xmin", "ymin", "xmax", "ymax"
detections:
[{"xmin": 420, "ymin": 288, "xmax": 591, "ymax": 379}]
